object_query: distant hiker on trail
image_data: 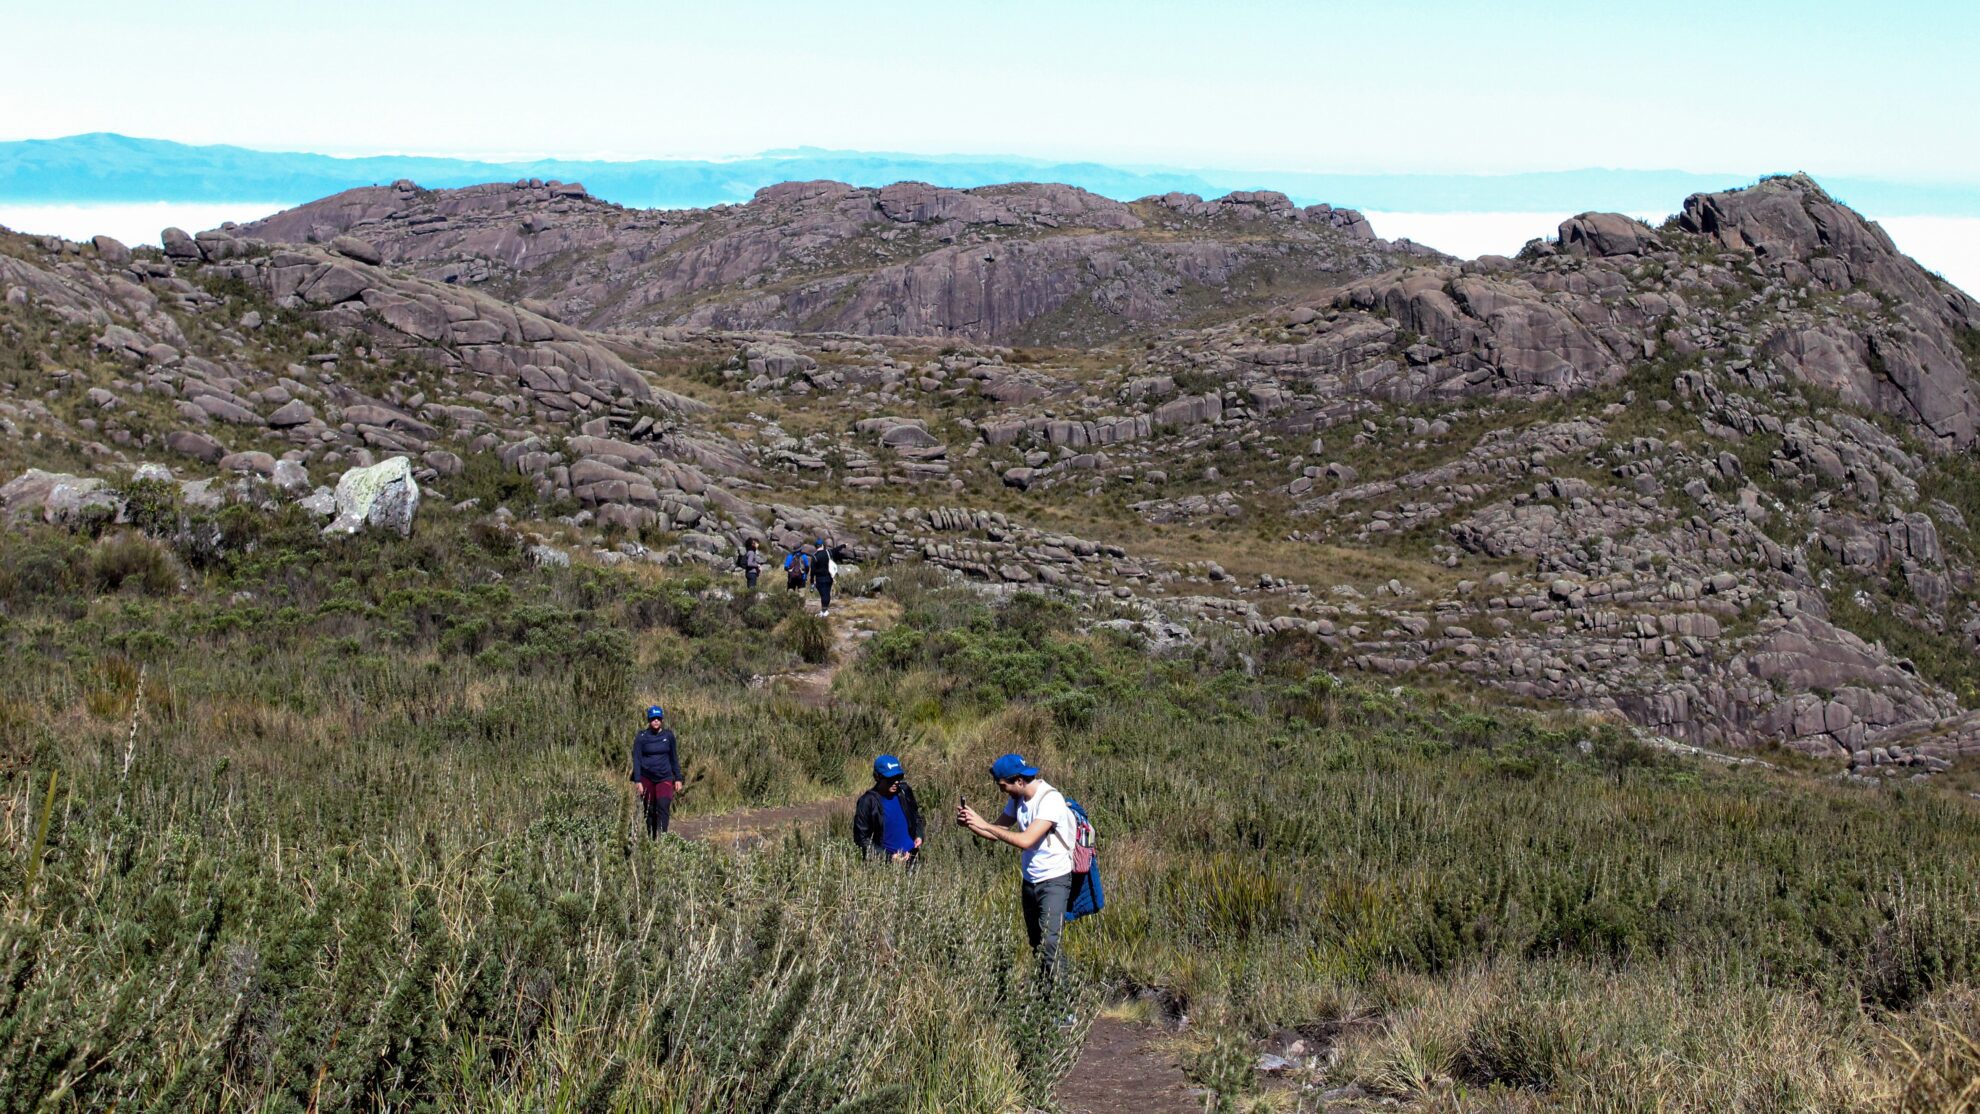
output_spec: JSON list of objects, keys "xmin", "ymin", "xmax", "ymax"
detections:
[
  {"xmin": 735, "ymin": 537, "xmax": 764, "ymax": 591},
  {"xmin": 784, "ymin": 547, "xmax": 810, "ymax": 592},
  {"xmin": 810, "ymin": 537, "xmax": 837, "ymax": 617},
  {"xmin": 957, "ymin": 753, "xmax": 1079, "ymax": 983},
  {"xmin": 630, "ymin": 705, "xmax": 682, "ymax": 838},
  {"xmin": 854, "ymin": 754, "xmax": 924, "ymax": 864}
]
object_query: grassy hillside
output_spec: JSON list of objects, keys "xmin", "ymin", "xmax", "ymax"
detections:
[{"xmin": 3, "ymin": 501, "xmax": 1979, "ymax": 1111}]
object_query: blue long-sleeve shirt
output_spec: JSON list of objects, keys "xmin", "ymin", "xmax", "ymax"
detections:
[{"xmin": 631, "ymin": 727, "xmax": 680, "ymax": 783}]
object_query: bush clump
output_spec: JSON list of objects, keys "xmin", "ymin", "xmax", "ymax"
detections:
[
  {"xmin": 88, "ymin": 531, "xmax": 180, "ymax": 595},
  {"xmin": 778, "ymin": 612, "xmax": 833, "ymax": 664}
]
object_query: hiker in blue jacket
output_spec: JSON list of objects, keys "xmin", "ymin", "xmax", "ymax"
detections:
[
  {"xmin": 783, "ymin": 548, "xmax": 810, "ymax": 592},
  {"xmin": 853, "ymin": 754, "xmax": 923, "ymax": 864},
  {"xmin": 630, "ymin": 705, "xmax": 682, "ymax": 837}
]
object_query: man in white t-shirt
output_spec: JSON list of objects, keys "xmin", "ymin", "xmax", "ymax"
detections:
[{"xmin": 956, "ymin": 752, "xmax": 1077, "ymax": 983}]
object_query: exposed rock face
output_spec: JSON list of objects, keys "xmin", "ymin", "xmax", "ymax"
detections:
[
  {"xmin": 324, "ymin": 456, "xmax": 420, "ymax": 537},
  {"xmin": 1330, "ymin": 267, "xmax": 1635, "ymax": 397},
  {"xmin": 210, "ymin": 243, "xmax": 702, "ymax": 422},
  {"xmin": 329, "ymin": 235, "xmax": 383, "ymax": 265},
  {"xmin": 1161, "ymin": 175, "xmax": 1980, "ymax": 452},
  {"xmin": 236, "ymin": 177, "xmax": 1410, "ymax": 344},
  {"xmin": 1677, "ymin": 174, "xmax": 1980, "ymax": 446}
]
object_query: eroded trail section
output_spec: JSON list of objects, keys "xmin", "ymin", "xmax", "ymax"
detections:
[
  {"xmin": 675, "ymin": 600, "xmax": 893, "ymax": 844},
  {"xmin": 1055, "ymin": 1017, "xmax": 1198, "ymax": 1114},
  {"xmin": 747, "ymin": 596, "xmax": 888, "ymax": 709},
  {"xmin": 670, "ymin": 797, "xmax": 843, "ymax": 848}
]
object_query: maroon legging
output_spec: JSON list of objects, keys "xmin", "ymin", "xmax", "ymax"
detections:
[{"xmin": 638, "ymin": 778, "xmax": 675, "ymax": 836}]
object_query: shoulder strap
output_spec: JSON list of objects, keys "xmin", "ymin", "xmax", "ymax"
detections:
[{"xmin": 1042, "ymin": 790, "xmax": 1076, "ymax": 855}]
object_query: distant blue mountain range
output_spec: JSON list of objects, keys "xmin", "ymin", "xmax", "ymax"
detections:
[{"xmin": 5, "ymin": 133, "xmax": 1979, "ymax": 217}]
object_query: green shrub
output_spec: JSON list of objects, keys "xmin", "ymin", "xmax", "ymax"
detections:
[
  {"xmin": 1864, "ymin": 888, "xmax": 1980, "ymax": 1010},
  {"xmin": 1186, "ymin": 1029, "xmax": 1259, "ymax": 1111},
  {"xmin": 88, "ymin": 532, "xmax": 180, "ymax": 595},
  {"xmin": 778, "ymin": 612, "xmax": 833, "ymax": 664},
  {"xmin": 0, "ymin": 531, "xmax": 84, "ymax": 603},
  {"xmin": 120, "ymin": 477, "xmax": 182, "ymax": 537}
]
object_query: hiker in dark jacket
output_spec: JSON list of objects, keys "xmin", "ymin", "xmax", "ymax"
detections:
[
  {"xmin": 630, "ymin": 705, "xmax": 682, "ymax": 837},
  {"xmin": 853, "ymin": 754, "xmax": 923, "ymax": 863},
  {"xmin": 738, "ymin": 537, "xmax": 765, "ymax": 590},
  {"xmin": 810, "ymin": 537, "xmax": 837, "ymax": 616}
]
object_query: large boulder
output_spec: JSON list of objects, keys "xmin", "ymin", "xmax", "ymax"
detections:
[
  {"xmin": 165, "ymin": 430, "xmax": 227, "ymax": 463},
  {"xmin": 161, "ymin": 227, "xmax": 200, "ymax": 260},
  {"xmin": 1558, "ymin": 212, "xmax": 1655, "ymax": 257},
  {"xmin": 267, "ymin": 399, "xmax": 316, "ymax": 428},
  {"xmin": 1, "ymin": 469, "xmax": 118, "ymax": 525},
  {"xmin": 329, "ymin": 235, "xmax": 384, "ymax": 265},
  {"xmin": 856, "ymin": 416, "xmax": 943, "ymax": 450},
  {"xmin": 323, "ymin": 456, "xmax": 421, "ymax": 537},
  {"xmin": 91, "ymin": 235, "xmax": 132, "ymax": 265}
]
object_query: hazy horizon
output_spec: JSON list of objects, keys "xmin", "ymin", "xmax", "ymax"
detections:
[
  {"xmin": 9, "ymin": 1, "xmax": 1978, "ymax": 181},
  {"xmin": 11, "ymin": 129, "xmax": 1977, "ymax": 191},
  {"xmin": 8, "ymin": 132, "xmax": 1980, "ymax": 215}
]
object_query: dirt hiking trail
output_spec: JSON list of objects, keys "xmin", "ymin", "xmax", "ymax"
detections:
[
  {"xmin": 670, "ymin": 797, "xmax": 844, "ymax": 847},
  {"xmin": 672, "ymin": 596, "xmax": 883, "ymax": 845},
  {"xmin": 1056, "ymin": 1016, "xmax": 1199, "ymax": 1114},
  {"xmin": 748, "ymin": 593, "xmax": 884, "ymax": 708}
]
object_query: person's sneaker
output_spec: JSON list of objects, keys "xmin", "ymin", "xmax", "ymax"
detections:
[{"xmin": 819, "ymin": 610, "xmax": 831, "ymax": 616}]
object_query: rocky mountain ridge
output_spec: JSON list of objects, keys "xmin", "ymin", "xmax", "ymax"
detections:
[
  {"xmin": 3, "ymin": 171, "xmax": 1978, "ymax": 777},
  {"xmin": 236, "ymin": 177, "xmax": 1417, "ymax": 344}
]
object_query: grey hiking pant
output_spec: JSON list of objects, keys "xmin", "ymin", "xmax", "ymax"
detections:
[{"xmin": 1021, "ymin": 873, "xmax": 1073, "ymax": 984}]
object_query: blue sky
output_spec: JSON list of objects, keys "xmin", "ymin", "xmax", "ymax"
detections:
[{"xmin": 5, "ymin": 0, "xmax": 1977, "ymax": 181}]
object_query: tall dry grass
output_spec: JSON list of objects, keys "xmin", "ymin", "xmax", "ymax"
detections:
[{"xmin": 2, "ymin": 510, "xmax": 1979, "ymax": 1110}]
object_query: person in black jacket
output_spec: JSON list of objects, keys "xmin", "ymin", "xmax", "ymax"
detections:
[
  {"xmin": 810, "ymin": 538, "xmax": 836, "ymax": 616},
  {"xmin": 630, "ymin": 705, "xmax": 682, "ymax": 837},
  {"xmin": 853, "ymin": 754, "xmax": 923, "ymax": 863}
]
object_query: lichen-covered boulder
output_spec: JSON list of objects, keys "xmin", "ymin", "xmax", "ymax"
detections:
[
  {"xmin": 323, "ymin": 456, "xmax": 420, "ymax": 537},
  {"xmin": 0, "ymin": 469, "xmax": 122, "ymax": 526}
]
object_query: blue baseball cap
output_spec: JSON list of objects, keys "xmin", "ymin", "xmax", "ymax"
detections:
[
  {"xmin": 873, "ymin": 754, "xmax": 904, "ymax": 779},
  {"xmin": 645, "ymin": 706, "xmax": 665, "ymax": 720},
  {"xmin": 990, "ymin": 753, "xmax": 1039, "ymax": 781}
]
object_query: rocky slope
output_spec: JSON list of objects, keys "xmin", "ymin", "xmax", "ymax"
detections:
[
  {"xmin": 3, "ymin": 172, "xmax": 1979, "ymax": 776},
  {"xmin": 236, "ymin": 178, "xmax": 1419, "ymax": 344}
]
